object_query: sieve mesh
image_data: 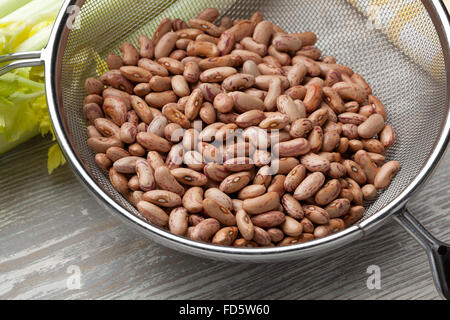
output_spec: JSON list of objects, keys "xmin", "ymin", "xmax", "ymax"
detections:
[{"xmin": 59, "ymin": 0, "xmax": 447, "ymax": 229}]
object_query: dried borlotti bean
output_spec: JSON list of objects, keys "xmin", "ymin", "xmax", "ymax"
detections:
[{"xmin": 84, "ymin": 7, "xmax": 399, "ymax": 248}]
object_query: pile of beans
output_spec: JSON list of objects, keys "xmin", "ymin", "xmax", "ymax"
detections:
[{"xmin": 83, "ymin": 7, "xmax": 400, "ymax": 247}]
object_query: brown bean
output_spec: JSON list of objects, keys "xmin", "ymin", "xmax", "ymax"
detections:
[
  {"xmin": 95, "ymin": 153, "xmax": 112, "ymax": 171},
  {"xmin": 338, "ymin": 112, "xmax": 367, "ymax": 125},
  {"xmin": 189, "ymin": 18, "xmax": 222, "ymax": 37},
  {"xmin": 296, "ymin": 45, "xmax": 322, "ymax": 60},
  {"xmin": 154, "ymin": 166, "xmax": 184, "ymax": 196},
  {"xmin": 196, "ymin": 7, "xmax": 219, "ymax": 22},
  {"xmin": 222, "ymin": 73, "xmax": 256, "ymax": 91},
  {"xmin": 327, "ymin": 162, "xmax": 346, "ymax": 179},
  {"xmin": 128, "ymin": 175, "xmax": 140, "ymax": 191},
  {"xmin": 106, "ymin": 147, "xmax": 129, "ymax": 162},
  {"xmin": 185, "ymin": 88, "xmax": 203, "ymax": 120},
  {"xmin": 233, "ymin": 238, "xmax": 259, "ymax": 247},
  {"xmin": 191, "ymin": 218, "xmax": 221, "ymax": 242},
  {"xmin": 183, "ymin": 61, "xmax": 200, "ymax": 83},
  {"xmin": 251, "ymin": 211, "xmax": 286, "ymax": 228},
  {"xmin": 94, "ymin": 118, "xmax": 120, "ymax": 139},
  {"xmin": 168, "ymin": 207, "xmax": 188, "ymax": 236},
  {"xmin": 283, "ymin": 165, "xmax": 306, "ymax": 192},
  {"xmin": 143, "ymin": 190, "xmax": 181, "ymax": 207},
  {"xmin": 332, "ymin": 81, "xmax": 366, "ymax": 103},
  {"xmin": 315, "ymin": 179, "xmax": 341, "ymax": 206},
  {"xmin": 343, "ymin": 159, "xmax": 367, "ymax": 185},
  {"xmin": 134, "ymin": 83, "xmax": 151, "ymax": 97},
  {"xmin": 252, "ymin": 226, "xmax": 272, "ymax": 246},
  {"xmin": 166, "ymin": 50, "xmax": 188, "ymax": 62},
  {"xmin": 293, "ymin": 172, "xmax": 325, "ymax": 200},
  {"xmin": 182, "ymin": 187, "xmax": 204, "ymax": 213},
  {"xmin": 145, "ymin": 91, "xmax": 178, "ymax": 108},
  {"xmin": 219, "ymin": 171, "xmax": 252, "ymax": 194},
  {"xmin": 112, "ymin": 156, "xmax": 140, "ymax": 174},
  {"xmin": 274, "ymin": 138, "xmax": 311, "ymax": 157},
  {"xmin": 281, "ymin": 216, "xmax": 303, "ymax": 237},
  {"xmin": 137, "ymin": 200, "xmax": 169, "ymax": 227},
  {"xmin": 102, "ymin": 96, "xmax": 128, "ymax": 126},
  {"xmin": 346, "ymin": 178, "xmax": 364, "ymax": 205},
  {"xmin": 130, "ymin": 95, "xmax": 153, "ymax": 124},
  {"xmin": 212, "ymin": 227, "xmax": 239, "ymax": 246},
  {"xmin": 138, "ymin": 58, "xmax": 169, "ymax": 77},
  {"xmin": 325, "ymin": 198, "xmax": 351, "ymax": 218},
  {"xmin": 362, "ymin": 184, "xmax": 377, "ymax": 200},
  {"xmin": 200, "ymin": 66, "xmax": 237, "ymax": 83},
  {"xmin": 253, "ymin": 20, "xmax": 273, "ymax": 46},
  {"xmin": 281, "ymin": 194, "xmax": 304, "ymax": 219},
  {"xmin": 204, "ymin": 163, "xmax": 231, "ymax": 182},
  {"xmin": 292, "ymin": 31, "xmax": 317, "ymax": 46},
  {"xmin": 199, "ymin": 54, "xmax": 241, "ymax": 70},
  {"xmin": 303, "ymin": 83, "xmax": 323, "ymax": 113},
  {"xmin": 278, "ymin": 234, "xmax": 315, "ymax": 246},
  {"xmin": 120, "ymin": 66, "xmax": 152, "ymax": 83},
  {"xmin": 169, "ymin": 168, "xmax": 207, "ymax": 186},
  {"xmin": 100, "ymin": 70, "xmax": 134, "ymax": 94},
  {"xmin": 301, "ymin": 153, "xmax": 330, "ymax": 173},
  {"xmin": 230, "ymin": 91, "xmax": 264, "ymax": 113},
  {"xmin": 343, "ymin": 206, "xmax": 365, "ymax": 227},
  {"xmin": 380, "ymin": 124, "xmax": 396, "ymax": 148},
  {"xmin": 203, "ymin": 199, "xmax": 236, "ymax": 226},
  {"xmin": 313, "ymin": 225, "xmax": 331, "ymax": 239},
  {"xmin": 204, "ymin": 188, "xmax": 233, "ymax": 211},
  {"xmin": 303, "ymin": 205, "xmax": 330, "ymax": 225},
  {"xmin": 187, "ymin": 40, "xmax": 220, "ymax": 57},
  {"xmin": 272, "ymin": 157, "xmax": 300, "ymax": 175},
  {"xmin": 242, "ymin": 192, "xmax": 280, "ymax": 215},
  {"xmin": 374, "ymin": 161, "xmax": 400, "ymax": 190},
  {"xmin": 368, "ymin": 94, "xmax": 387, "ymax": 121},
  {"xmin": 85, "ymin": 77, "xmax": 104, "ymax": 95},
  {"xmin": 147, "ymin": 115, "xmax": 168, "ymax": 137},
  {"xmin": 106, "ymin": 53, "xmax": 123, "ymax": 70},
  {"xmin": 362, "ymin": 139, "xmax": 385, "ymax": 154},
  {"xmin": 224, "ymin": 157, "xmax": 254, "ymax": 172},
  {"xmin": 88, "ymin": 137, "xmax": 123, "ymax": 153},
  {"xmin": 358, "ymin": 114, "xmax": 385, "ymax": 139},
  {"xmin": 265, "ymin": 228, "xmax": 282, "ymax": 243},
  {"xmin": 154, "ymin": 32, "xmax": 178, "ymax": 59},
  {"xmin": 272, "ymin": 33, "xmax": 303, "ymax": 52},
  {"xmin": 196, "ymin": 34, "xmax": 219, "ymax": 44},
  {"xmin": 235, "ymin": 209, "xmax": 254, "ymax": 240},
  {"xmin": 136, "ymin": 132, "xmax": 171, "ymax": 153},
  {"xmin": 267, "ymin": 175, "xmax": 286, "ymax": 198},
  {"xmin": 120, "ymin": 42, "xmax": 139, "ymax": 66},
  {"xmin": 171, "ymin": 50, "xmax": 188, "ymax": 62},
  {"xmin": 219, "ymin": 17, "xmax": 233, "ymax": 29}
]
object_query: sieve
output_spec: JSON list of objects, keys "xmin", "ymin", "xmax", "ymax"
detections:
[{"xmin": 1, "ymin": 0, "xmax": 450, "ymax": 299}]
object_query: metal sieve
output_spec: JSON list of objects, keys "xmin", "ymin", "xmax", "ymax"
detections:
[{"xmin": 1, "ymin": 0, "xmax": 450, "ymax": 298}]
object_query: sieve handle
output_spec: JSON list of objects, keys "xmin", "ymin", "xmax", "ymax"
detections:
[
  {"xmin": 0, "ymin": 51, "xmax": 44, "ymax": 76},
  {"xmin": 395, "ymin": 209, "xmax": 450, "ymax": 299}
]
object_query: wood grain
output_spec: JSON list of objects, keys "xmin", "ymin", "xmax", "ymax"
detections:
[{"xmin": 0, "ymin": 136, "xmax": 449, "ymax": 300}]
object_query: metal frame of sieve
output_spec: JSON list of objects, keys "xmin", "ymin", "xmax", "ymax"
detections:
[{"xmin": 1, "ymin": 0, "xmax": 450, "ymax": 299}]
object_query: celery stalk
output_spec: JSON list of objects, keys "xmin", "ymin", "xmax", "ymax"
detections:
[
  {"xmin": 0, "ymin": 0, "xmax": 32, "ymax": 19},
  {"xmin": 0, "ymin": 0, "xmax": 64, "ymax": 174}
]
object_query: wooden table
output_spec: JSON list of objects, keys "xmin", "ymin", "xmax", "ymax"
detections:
[{"xmin": 0, "ymin": 136, "xmax": 449, "ymax": 300}]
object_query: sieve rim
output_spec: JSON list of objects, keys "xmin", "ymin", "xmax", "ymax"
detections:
[{"xmin": 44, "ymin": 0, "xmax": 450, "ymax": 260}]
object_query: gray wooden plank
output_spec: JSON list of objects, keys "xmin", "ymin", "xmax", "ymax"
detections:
[{"xmin": 0, "ymin": 136, "xmax": 449, "ymax": 300}]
